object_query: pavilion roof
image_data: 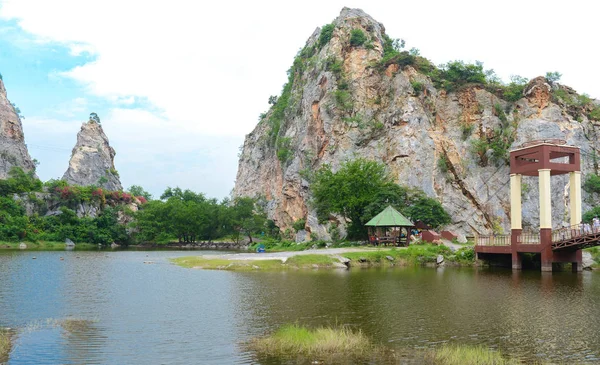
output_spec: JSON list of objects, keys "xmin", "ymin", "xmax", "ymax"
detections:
[{"xmin": 365, "ymin": 205, "xmax": 414, "ymax": 227}]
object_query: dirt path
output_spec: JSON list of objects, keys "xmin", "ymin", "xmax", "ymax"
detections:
[{"xmin": 200, "ymin": 247, "xmax": 395, "ymax": 262}]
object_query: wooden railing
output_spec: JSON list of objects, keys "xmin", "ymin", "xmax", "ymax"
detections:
[
  {"xmin": 552, "ymin": 223, "xmax": 600, "ymax": 242},
  {"xmin": 476, "ymin": 234, "xmax": 511, "ymax": 246}
]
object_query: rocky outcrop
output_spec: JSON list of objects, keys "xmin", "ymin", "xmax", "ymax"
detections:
[
  {"xmin": 234, "ymin": 8, "xmax": 600, "ymax": 238},
  {"xmin": 63, "ymin": 119, "xmax": 122, "ymax": 191},
  {"xmin": 0, "ymin": 79, "xmax": 36, "ymax": 177}
]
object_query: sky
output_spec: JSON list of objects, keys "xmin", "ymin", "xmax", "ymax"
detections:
[{"xmin": 0, "ymin": 0, "xmax": 598, "ymax": 200}]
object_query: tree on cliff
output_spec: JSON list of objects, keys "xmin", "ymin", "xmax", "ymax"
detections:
[
  {"xmin": 89, "ymin": 112, "xmax": 101, "ymax": 124},
  {"xmin": 311, "ymin": 159, "xmax": 451, "ymax": 239}
]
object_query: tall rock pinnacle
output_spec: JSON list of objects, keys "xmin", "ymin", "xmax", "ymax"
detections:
[
  {"xmin": 0, "ymin": 78, "xmax": 36, "ymax": 177},
  {"xmin": 63, "ymin": 117, "xmax": 123, "ymax": 191}
]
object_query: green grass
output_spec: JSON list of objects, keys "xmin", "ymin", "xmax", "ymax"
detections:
[
  {"xmin": 342, "ymin": 244, "xmax": 455, "ymax": 266},
  {"xmin": 247, "ymin": 324, "xmax": 385, "ymax": 362},
  {"xmin": 585, "ymin": 247, "xmax": 600, "ymax": 268},
  {"xmin": 0, "ymin": 241, "xmax": 98, "ymax": 250},
  {"xmin": 171, "ymin": 257, "xmax": 285, "ymax": 271},
  {"xmin": 0, "ymin": 328, "xmax": 12, "ymax": 363},
  {"xmin": 285, "ymin": 254, "xmax": 337, "ymax": 267},
  {"xmin": 428, "ymin": 344, "xmax": 521, "ymax": 365}
]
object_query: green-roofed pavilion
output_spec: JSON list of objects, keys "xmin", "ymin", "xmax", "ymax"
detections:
[{"xmin": 365, "ymin": 205, "xmax": 414, "ymax": 246}]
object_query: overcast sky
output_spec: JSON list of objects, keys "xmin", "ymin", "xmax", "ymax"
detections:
[{"xmin": 0, "ymin": 0, "xmax": 597, "ymax": 200}]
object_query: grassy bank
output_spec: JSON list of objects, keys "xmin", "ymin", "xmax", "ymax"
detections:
[
  {"xmin": 341, "ymin": 245, "xmax": 474, "ymax": 267},
  {"xmin": 0, "ymin": 328, "xmax": 12, "ymax": 363},
  {"xmin": 427, "ymin": 344, "xmax": 521, "ymax": 365},
  {"xmin": 247, "ymin": 324, "xmax": 386, "ymax": 363},
  {"xmin": 0, "ymin": 241, "xmax": 98, "ymax": 250},
  {"xmin": 172, "ymin": 244, "xmax": 476, "ymax": 271},
  {"xmin": 171, "ymin": 254, "xmax": 340, "ymax": 271}
]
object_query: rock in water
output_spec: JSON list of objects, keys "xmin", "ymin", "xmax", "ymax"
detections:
[
  {"xmin": 65, "ymin": 238, "xmax": 75, "ymax": 247},
  {"xmin": 233, "ymin": 7, "xmax": 600, "ymax": 238},
  {"xmin": 63, "ymin": 118, "xmax": 122, "ymax": 191},
  {"xmin": 0, "ymin": 79, "xmax": 35, "ymax": 177}
]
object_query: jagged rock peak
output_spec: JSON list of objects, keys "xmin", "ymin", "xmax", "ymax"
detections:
[
  {"xmin": 0, "ymin": 78, "xmax": 36, "ymax": 178},
  {"xmin": 234, "ymin": 8, "xmax": 600, "ymax": 238},
  {"xmin": 63, "ymin": 118, "xmax": 122, "ymax": 191}
]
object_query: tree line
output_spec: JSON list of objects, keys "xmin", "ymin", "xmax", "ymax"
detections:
[{"xmin": 0, "ymin": 158, "xmax": 454, "ymax": 245}]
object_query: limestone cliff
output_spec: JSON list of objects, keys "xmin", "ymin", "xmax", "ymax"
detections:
[
  {"xmin": 0, "ymin": 79, "xmax": 36, "ymax": 177},
  {"xmin": 63, "ymin": 119, "xmax": 122, "ymax": 191},
  {"xmin": 234, "ymin": 8, "xmax": 600, "ymax": 238}
]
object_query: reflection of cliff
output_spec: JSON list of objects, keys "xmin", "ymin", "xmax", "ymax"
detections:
[
  {"xmin": 234, "ymin": 7, "xmax": 600, "ymax": 237},
  {"xmin": 232, "ymin": 268, "xmax": 599, "ymax": 362}
]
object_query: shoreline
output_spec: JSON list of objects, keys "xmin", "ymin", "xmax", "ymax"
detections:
[{"xmin": 171, "ymin": 244, "xmax": 475, "ymax": 270}]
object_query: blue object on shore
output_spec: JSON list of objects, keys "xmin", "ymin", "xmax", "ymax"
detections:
[{"xmin": 257, "ymin": 244, "xmax": 266, "ymax": 253}]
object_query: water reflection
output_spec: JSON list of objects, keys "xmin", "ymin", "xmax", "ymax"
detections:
[{"xmin": 0, "ymin": 252, "xmax": 599, "ymax": 364}]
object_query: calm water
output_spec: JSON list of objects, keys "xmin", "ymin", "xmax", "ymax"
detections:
[{"xmin": 1, "ymin": 250, "xmax": 600, "ymax": 364}]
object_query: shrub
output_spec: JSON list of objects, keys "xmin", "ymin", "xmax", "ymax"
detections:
[
  {"xmin": 545, "ymin": 71, "xmax": 562, "ymax": 83},
  {"xmin": 349, "ymin": 29, "xmax": 367, "ymax": 47},
  {"xmin": 276, "ymin": 137, "xmax": 293, "ymax": 163},
  {"xmin": 318, "ymin": 23, "xmax": 335, "ymax": 48},
  {"xmin": 333, "ymin": 89, "xmax": 353, "ymax": 111},
  {"xmin": 411, "ymin": 81, "xmax": 423, "ymax": 95},
  {"xmin": 292, "ymin": 218, "xmax": 306, "ymax": 232},
  {"xmin": 437, "ymin": 155, "xmax": 450, "ymax": 174},
  {"xmin": 583, "ymin": 174, "xmax": 600, "ymax": 195},
  {"xmin": 589, "ymin": 106, "xmax": 600, "ymax": 121},
  {"xmin": 460, "ymin": 123, "xmax": 475, "ymax": 140},
  {"xmin": 502, "ymin": 75, "xmax": 528, "ymax": 102}
]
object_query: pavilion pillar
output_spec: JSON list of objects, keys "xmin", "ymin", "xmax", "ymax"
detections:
[
  {"xmin": 539, "ymin": 169, "xmax": 553, "ymax": 271},
  {"xmin": 570, "ymin": 171, "xmax": 582, "ymax": 226},
  {"xmin": 510, "ymin": 173, "xmax": 522, "ymax": 270}
]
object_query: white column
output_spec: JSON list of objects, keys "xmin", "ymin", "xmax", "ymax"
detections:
[
  {"xmin": 510, "ymin": 174, "xmax": 522, "ymax": 230},
  {"xmin": 570, "ymin": 171, "xmax": 582, "ymax": 226},
  {"xmin": 539, "ymin": 169, "xmax": 552, "ymax": 229}
]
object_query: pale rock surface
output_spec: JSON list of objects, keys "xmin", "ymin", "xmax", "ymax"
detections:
[
  {"xmin": 63, "ymin": 120, "xmax": 122, "ymax": 191},
  {"xmin": 0, "ymin": 79, "xmax": 35, "ymax": 177},
  {"xmin": 234, "ymin": 8, "xmax": 600, "ymax": 238}
]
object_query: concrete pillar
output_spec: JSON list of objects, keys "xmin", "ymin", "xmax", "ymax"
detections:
[
  {"xmin": 510, "ymin": 174, "xmax": 522, "ymax": 230},
  {"xmin": 512, "ymin": 252, "xmax": 521, "ymax": 270},
  {"xmin": 570, "ymin": 171, "xmax": 582, "ymax": 226},
  {"xmin": 538, "ymin": 169, "xmax": 552, "ymax": 229}
]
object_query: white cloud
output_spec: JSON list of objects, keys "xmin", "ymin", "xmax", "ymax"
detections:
[{"xmin": 3, "ymin": 0, "xmax": 600, "ymax": 197}]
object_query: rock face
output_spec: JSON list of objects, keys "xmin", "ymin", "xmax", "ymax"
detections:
[
  {"xmin": 0, "ymin": 79, "xmax": 36, "ymax": 177},
  {"xmin": 234, "ymin": 8, "xmax": 600, "ymax": 238},
  {"xmin": 63, "ymin": 120, "xmax": 122, "ymax": 191}
]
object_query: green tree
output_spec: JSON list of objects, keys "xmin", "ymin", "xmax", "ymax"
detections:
[
  {"xmin": 318, "ymin": 23, "xmax": 335, "ymax": 48},
  {"xmin": 311, "ymin": 159, "xmax": 398, "ymax": 238},
  {"xmin": 89, "ymin": 112, "xmax": 101, "ymax": 124},
  {"xmin": 545, "ymin": 71, "xmax": 562, "ymax": 83},
  {"xmin": 231, "ymin": 197, "xmax": 266, "ymax": 244},
  {"xmin": 311, "ymin": 159, "xmax": 451, "ymax": 239},
  {"xmin": 128, "ymin": 185, "xmax": 153, "ymax": 200}
]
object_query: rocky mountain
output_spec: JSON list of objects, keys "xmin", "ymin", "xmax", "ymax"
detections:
[
  {"xmin": 0, "ymin": 78, "xmax": 36, "ymax": 177},
  {"xmin": 63, "ymin": 119, "xmax": 122, "ymax": 191},
  {"xmin": 234, "ymin": 8, "xmax": 600, "ymax": 238}
]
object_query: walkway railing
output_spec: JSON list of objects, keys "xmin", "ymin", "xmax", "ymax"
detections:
[
  {"xmin": 476, "ymin": 234, "xmax": 510, "ymax": 246},
  {"xmin": 518, "ymin": 233, "xmax": 540, "ymax": 245},
  {"xmin": 552, "ymin": 223, "xmax": 600, "ymax": 242}
]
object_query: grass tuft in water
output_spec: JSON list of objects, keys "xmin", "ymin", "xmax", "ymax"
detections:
[
  {"xmin": 247, "ymin": 324, "xmax": 384, "ymax": 362},
  {"xmin": 60, "ymin": 319, "xmax": 95, "ymax": 333},
  {"xmin": 428, "ymin": 344, "xmax": 521, "ymax": 365},
  {"xmin": 0, "ymin": 328, "xmax": 13, "ymax": 363}
]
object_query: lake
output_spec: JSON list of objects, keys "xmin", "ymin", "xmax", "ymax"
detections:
[{"xmin": 1, "ymin": 250, "xmax": 599, "ymax": 364}]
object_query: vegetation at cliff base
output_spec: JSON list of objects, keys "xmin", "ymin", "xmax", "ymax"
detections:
[{"xmin": 310, "ymin": 158, "xmax": 450, "ymax": 239}]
